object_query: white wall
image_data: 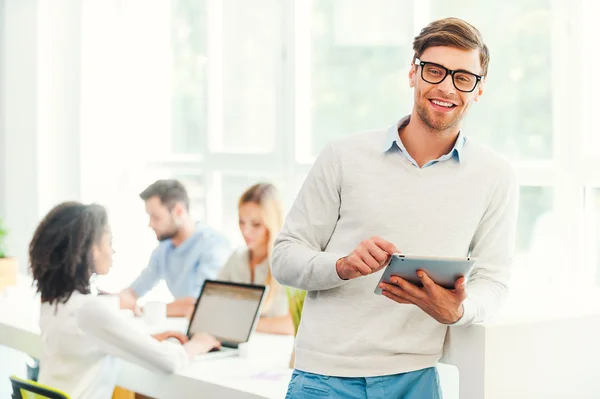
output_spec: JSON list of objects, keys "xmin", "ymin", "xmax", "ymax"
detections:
[
  {"xmin": 0, "ymin": 0, "xmax": 82, "ymax": 268},
  {"xmin": 0, "ymin": 1, "xmax": 37, "ymax": 393},
  {"xmin": 0, "ymin": 0, "xmax": 4, "ymax": 220},
  {"xmin": 36, "ymin": 0, "xmax": 82, "ymax": 216},
  {"xmin": 1, "ymin": 0, "xmax": 39, "ymax": 267},
  {"xmin": 0, "ymin": 0, "xmax": 82, "ymax": 394}
]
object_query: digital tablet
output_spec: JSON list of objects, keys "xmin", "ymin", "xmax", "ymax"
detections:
[{"xmin": 374, "ymin": 254, "xmax": 477, "ymax": 294}]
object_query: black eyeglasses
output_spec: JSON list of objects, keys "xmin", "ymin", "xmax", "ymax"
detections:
[{"xmin": 414, "ymin": 58, "xmax": 483, "ymax": 93}]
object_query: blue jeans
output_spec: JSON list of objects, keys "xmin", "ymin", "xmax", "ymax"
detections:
[{"xmin": 285, "ymin": 367, "xmax": 442, "ymax": 399}]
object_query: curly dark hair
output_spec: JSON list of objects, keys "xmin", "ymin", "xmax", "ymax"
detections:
[{"xmin": 29, "ymin": 202, "xmax": 108, "ymax": 305}]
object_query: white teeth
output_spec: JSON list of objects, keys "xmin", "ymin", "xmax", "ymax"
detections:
[{"xmin": 431, "ymin": 99, "xmax": 454, "ymax": 107}]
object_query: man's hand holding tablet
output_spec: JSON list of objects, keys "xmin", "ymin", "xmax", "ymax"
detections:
[{"xmin": 377, "ymin": 254, "xmax": 476, "ymax": 324}]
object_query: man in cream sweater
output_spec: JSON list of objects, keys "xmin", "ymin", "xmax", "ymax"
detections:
[{"xmin": 272, "ymin": 17, "xmax": 518, "ymax": 398}]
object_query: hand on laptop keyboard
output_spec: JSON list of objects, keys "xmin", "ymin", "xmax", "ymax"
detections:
[{"xmin": 189, "ymin": 332, "xmax": 221, "ymax": 354}]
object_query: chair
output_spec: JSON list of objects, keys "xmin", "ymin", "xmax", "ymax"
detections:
[
  {"xmin": 112, "ymin": 386, "xmax": 135, "ymax": 399},
  {"xmin": 9, "ymin": 375, "xmax": 71, "ymax": 399}
]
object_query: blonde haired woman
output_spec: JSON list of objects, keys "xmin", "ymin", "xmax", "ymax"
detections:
[{"xmin": 218, "ymin": 183, "xmax": 294, "ymax": 335}]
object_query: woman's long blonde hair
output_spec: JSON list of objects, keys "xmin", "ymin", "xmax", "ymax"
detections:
[{"xmin": 239, "ymin": 183, "xmax": 283, "ymax": 313}]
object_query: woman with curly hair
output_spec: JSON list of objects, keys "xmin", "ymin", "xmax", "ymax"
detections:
[{"xmin": 30, "ymin": 202, "xmax": 220, "ymax": 399}]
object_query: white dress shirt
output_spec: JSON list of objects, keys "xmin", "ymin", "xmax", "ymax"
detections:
[{"xmin": 38, "ymin": 292, "xmax": 188, "ymax": 399}]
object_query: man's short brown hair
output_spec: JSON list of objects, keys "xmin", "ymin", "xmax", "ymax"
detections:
[
  {"xmin": 413, "ymin": 17, "xmax": 490, "ymax": 76},
  {"xmin": 140, "ymin": 179, "xmax": 190, "ymax": 211}
]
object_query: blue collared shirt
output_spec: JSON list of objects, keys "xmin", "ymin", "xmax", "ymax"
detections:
[
  {"xmin": 129, "ymin": 223, "xmax": 231, "ymax": 298},
  {"xmin": 383, "ymin": 115, "xmax": 466, "ymax": 168}
]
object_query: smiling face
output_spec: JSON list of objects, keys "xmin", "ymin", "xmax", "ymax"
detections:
[{"xmin": 409, "ymin": 46, "xmax": 485, "ymax": 133}]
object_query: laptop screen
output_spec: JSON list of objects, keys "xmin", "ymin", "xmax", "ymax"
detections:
[{"xmin": 187, "ymin": 280, "xmax": 266, "ymax": 346}]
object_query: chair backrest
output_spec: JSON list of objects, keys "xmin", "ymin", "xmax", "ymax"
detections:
[{"xmin": 9, "ymin": 376, "xmax": 71, "ymax": 399}]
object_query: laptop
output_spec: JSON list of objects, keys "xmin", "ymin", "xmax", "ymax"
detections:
[{"xmin": 186, "ymin": 280, "xmax": 267, "ymax": 359}]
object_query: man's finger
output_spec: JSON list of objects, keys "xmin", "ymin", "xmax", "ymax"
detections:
[
  {"xmin": 356, "ymin": 264, "xmax": 373, "ymax": 276},
  {"xmin": 390, "ymin": 276, "xmax": 426, "ymax": 300},
  {"xmin": 349, "ymin": 257, "xmax": 372, "ymax": 276},
  {"xmin": 357, "ymin": 248, "xmax": 381, "ymax": 271},
  {"xmin": 380, "ymin": 282, "xmax": 422, "ymax": 303},
  {"xmin": 454, "ymin": 276, "xmax": 467, "ymax": 294},
  {"xmin": 417, "ymin": 270, "xmax": 435, "ymax": 289},
  {"xmin": 371, "ymin": 236, "xmax": 400, "ymax": 255},
  {"xmin": 366, "ymin": 241, "xmax": 390, "ymax": 265},
  {"xmin": 381, "ymin": 289, "xmax": 413, "ymax": 304}
]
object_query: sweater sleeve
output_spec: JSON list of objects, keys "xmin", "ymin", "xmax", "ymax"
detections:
[
  {"xmin": 451, "ymin": 167, "xmax": 519, "ymax": 326},
  {"xmin": 272, "ymin": 143, "xmax": 348, "ymax": 292}
]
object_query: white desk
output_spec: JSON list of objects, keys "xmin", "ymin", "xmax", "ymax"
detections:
[
  {"xmin": 3, "ymin": 278, "xmax": 600, "ymax": 399},
  {"xmin": 0, "ymin": 279, "xmax": 293, "ymax": 399},
  {"xmin": 440, "ymin": 293, "xmax": 600, "ymax": 399}
]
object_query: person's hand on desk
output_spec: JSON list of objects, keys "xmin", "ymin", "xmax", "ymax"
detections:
[
  {"xmin": 378, "ymin": 271, "xmax": 466, "ymax": 324},
  {"xmin": 185, "ymin": 333, "xmax": 221, "ymax": 357},
  {"xmin": 152, "ymin": 331, "xmax": 220, "ymax": 357},
  {"xmin": 336, "ymin": 236, "xmax": 400, "ymax": 280},
  {"xmin": 166, "ymin": 297, "xmax": 196, "ymax": 318},
  {"xmin": 152, "ymin": 331, "xmax": 189, "ymax": 344}
]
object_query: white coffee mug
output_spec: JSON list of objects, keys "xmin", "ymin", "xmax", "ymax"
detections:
[{"xmin": 144, "ymin": 301, "xmax": 167, "ymax": 326}]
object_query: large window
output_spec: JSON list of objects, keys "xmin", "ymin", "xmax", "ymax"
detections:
[
  {"xmin": 81, "ymin": 0, "xmax": 600, "ymax": 297},
  {"xmin": 296, "ymin": 0, "xmax": 414, "ymax": 161},
  {"xmin": 430, "ymin": 0, "xmax": 554, "ymax": 160}
]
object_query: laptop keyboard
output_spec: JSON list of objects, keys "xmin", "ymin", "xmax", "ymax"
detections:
[{"xmin": 195, "ymin": 345, "xmax": 237, "ymax": 359}]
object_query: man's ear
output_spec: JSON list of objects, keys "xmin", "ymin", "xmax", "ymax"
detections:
[
  {"xmin": 474, "ymin": 77, "xmax": 485, "ymax": 102},
  {"xmin": 409, "ymin": 63, "xmax": 417, "ymax": 88},
  {"xmin": 167, "ymin": 203, "xmax": 182, "ymax": 226},
  {"xmin": 173, "ymin": 202, "xmax": 187, "ymax": 219}
]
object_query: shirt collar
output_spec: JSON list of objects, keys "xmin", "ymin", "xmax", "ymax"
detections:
[{"xmin": 383, "ymin": 115, "xmax": 466, "ymax": 164}]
